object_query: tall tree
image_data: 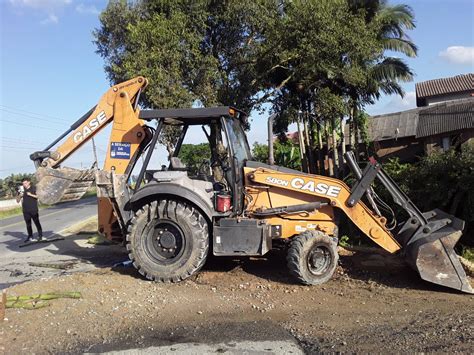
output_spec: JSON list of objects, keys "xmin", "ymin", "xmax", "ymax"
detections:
[{"xmin": 94, "ymin": 0, "xmax": 279, "ymax": 154}]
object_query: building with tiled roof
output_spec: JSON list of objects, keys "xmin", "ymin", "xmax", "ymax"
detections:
[{"xmin": 416, "ymin": 73, "xmax": 473, "ymax": 107}]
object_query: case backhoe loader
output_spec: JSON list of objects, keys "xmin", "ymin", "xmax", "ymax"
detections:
[{"xmin": 30, "ymin": 77, "xmax": 472, "ymax": 293}]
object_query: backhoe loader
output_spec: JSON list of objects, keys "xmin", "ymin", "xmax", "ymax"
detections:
[{"xmin": 30, "ymin": 76, "xmax": 472, "ymax": 293}]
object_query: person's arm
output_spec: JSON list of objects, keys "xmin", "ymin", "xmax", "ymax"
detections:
[
  {"xmin": 26, "ymin": 187, "xmax": 38, "ymax": 199},
  {"xmin": 16, "ymin": 194, "xmax": 22, "ymax": 203}
]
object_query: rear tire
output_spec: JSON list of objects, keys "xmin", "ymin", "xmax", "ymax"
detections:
[
  {"xmin": 287, "ymin": 230, "xmax": 338, "ymax": 285},
  {"xmin": 126, "ymin": 200, "xmax": 209, "ymax": 282}
]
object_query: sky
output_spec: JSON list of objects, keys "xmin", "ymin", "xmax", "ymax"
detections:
[{"xmin": 0, "ymin": 0, "xmax": 473, "ymax": 178}]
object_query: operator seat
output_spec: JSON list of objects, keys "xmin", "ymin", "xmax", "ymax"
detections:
[{"xmin": 169, "ymin": 157, "xmax": 188, "ymax": 171}]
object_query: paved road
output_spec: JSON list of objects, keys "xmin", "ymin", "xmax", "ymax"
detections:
[
  {"xmin": 0, "ymin": 197, "xmax": 126, "ymax": 289},
  {"xmin": 0, "ymin": 197, "xmax": 97, "ymax": 245}
]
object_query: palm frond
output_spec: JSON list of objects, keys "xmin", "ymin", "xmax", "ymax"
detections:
[
  {"xmin": 381, "ymin": 37, "xmax": 418, "ymax": 57},
  {"xmin": 378, "ymin": 4, "xmax": 416, "ymax": 32},
  {"xmin": 370, "ymin": 57, "xmax": 414, "ymax": 83}
]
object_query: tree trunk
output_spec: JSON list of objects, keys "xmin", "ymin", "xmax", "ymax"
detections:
[
  {"xmin": 353, "ymin": 103, "xmax": 359, "ymax": 161},
  {"xmin": 325, "ymin": 121, "xmax": 333, "ymax": 177},
  {"xmin": 331, "ymin": 117, "xmax": 339, "ymax": 177},
  {"xmin": 304, "ymin": 114, "xmax": 315, "ymax": 173},
  {"xmin": 317, "ymin": 118, "xmax": 324, "ymax": 175},
  {"xmin": 297, "ymin": 117, "xmax": 307, "ymax": 172},
  {"xmin": 340, "ymin": 115, "xmax": 346, "ymax": 174},
  {"xmin": 308, "ymin": 112, "xmax": 318, "ymax": 174}
]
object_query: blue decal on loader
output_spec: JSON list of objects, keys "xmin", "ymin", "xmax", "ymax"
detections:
[{"xmin": 111, "ymin": 142, "xmax": 131, "ymax": 159}]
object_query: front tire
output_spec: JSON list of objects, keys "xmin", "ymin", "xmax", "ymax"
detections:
[
  {"xmin": 126, "ymin": 200, "xmax": 209, "ymax": 282},
  {"xmin": 287, "ymin": 230, "xmax": 339, "ymax": 285}
]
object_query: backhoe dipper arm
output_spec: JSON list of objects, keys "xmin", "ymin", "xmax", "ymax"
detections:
[{"xmin": 30, "ymin": 77, "xmax": 148, "ymax": 168}]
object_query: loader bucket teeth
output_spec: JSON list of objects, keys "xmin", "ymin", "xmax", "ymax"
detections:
[
  {"xmin": 402, "ymin": 209, "xmax": 473, "ymax": 294},
  {"xmin": 36, "ymin": 167, "xmax": 95, "ymax": 205}
]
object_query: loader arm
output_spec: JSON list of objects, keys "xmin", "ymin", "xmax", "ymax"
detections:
[
  {"xmin": 246, "ymin": 160, "xmax": 472, "ymax": 294},
  {"xmin": 31, "ymin": 76, "xmax": 151, "ymax": 240},
  {"xmin": 246, "ymin": 168, "xmax": 401, "ymax": 253}
]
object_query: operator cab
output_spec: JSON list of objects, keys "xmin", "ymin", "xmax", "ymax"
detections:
[{"xmin": 137, "ymin": 106, "xmax": 252, "ymax": 216}]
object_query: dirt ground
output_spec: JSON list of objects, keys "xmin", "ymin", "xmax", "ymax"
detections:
[{"xmin": 1, "ymin": 224, "xmax": 473, "ymax": 354}]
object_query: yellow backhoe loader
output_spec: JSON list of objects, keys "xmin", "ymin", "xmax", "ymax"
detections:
[{"xmin": 30, "ymin": 77, "xmax": 472, "ymax": 293}]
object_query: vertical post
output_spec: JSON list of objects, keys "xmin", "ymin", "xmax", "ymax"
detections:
[
  {"xmin": 0, "ymin": 290, "xmax": 6, "ymax": 321},
  {"xmin": 135, "ymin": 119, "xmax": 163, "ymax": 191},
  {"xmin": 267, "ymin": 114, "xmax": 276, "ymax": 165}
]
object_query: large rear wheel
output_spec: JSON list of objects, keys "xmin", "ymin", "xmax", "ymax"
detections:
[
  {"xmin": 287, "ymin": 230, "xmax": 339, "ymax": 285},
  {"xmin": 126, "ymin": 199, "xmax": 209, "ymax": 282}
]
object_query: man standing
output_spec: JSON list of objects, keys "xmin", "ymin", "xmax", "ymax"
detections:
[{"xmin": 16, "ymin": 177, "xmax": 43, "ymax": 242}]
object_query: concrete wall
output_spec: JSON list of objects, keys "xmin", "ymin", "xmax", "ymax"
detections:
[{"xmin": 0, "ymin": 199, "xmax": 20, "ymax": 210}]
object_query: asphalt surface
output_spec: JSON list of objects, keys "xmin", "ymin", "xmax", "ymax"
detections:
[{"xmin": 0, "ymin": 197, "xmax": 113, "ymax": 289}]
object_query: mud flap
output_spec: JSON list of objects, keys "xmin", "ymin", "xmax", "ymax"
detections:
[
  {"xmin": 36, "ymin": 166, "xmax": 95, "ymax": 205},
  {"xmin": 401, "ymin": 209, "xmax": 473, "ymax": 294}
]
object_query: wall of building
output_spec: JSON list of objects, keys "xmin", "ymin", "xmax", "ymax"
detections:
[
  {"xmin": 426, "ymin": 92, "xmax": 473, "ymax": 106},
  {"xmin": 423, "ymin": 129, "xmax": 474, "ymax": 155},
  {"xmin": 373, "ymin": 137, "xmax": 423, "ymax": 162}
]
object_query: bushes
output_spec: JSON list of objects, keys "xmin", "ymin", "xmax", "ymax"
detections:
[
  {"xmin": 0, "ymin": 173, "xmax": 36, "ymax": 199},
  {"xmin": 252, "ymin": 141, "xmax": 302, "ymax": 170},
  {"xmin": 382, "ymin": 145, "xmax": 474, "ymax": 245}
]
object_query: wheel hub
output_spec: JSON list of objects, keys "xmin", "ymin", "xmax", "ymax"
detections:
[
  {"xmin": 159, "ymin": 231, "xmax": 176, "ymax": 249},
  {"xmin": 149, "ymin": 221, "xmax": 185, "ymax": 261},
  {"xmin": 308, "ymin": 246, "xmax": 331, "ymax": 276}
]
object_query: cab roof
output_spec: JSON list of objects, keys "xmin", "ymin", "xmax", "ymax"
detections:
[{"xmin": 139, "ymin": 106, "xmax": 247, "ymax": 125}]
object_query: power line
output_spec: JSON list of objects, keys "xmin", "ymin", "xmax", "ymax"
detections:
[
  {"xmin": 0, "ymin": 108, "xmax": 67, "ymax": 126},
  {"xmin": 0, "ymin": 145, "xmax": 38, "ymax": 150},
  {"xmin": 0, "ymin": 104, "xmax": 65, "ymax": 122},
  {"xmin": 0, "ymin": 136, "xmax": 49, "ymax": 145},
  {"xmin": 0, "ymin": 118, "xmax": 64, "ymax": 131}
]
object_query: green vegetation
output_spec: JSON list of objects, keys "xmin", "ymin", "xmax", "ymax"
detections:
[
  {"xmin": 252, "ymin": 140, "xmax": 302, "ymax": 170},
  {"xmin": 94, "ymin": 1, "xmax": 416, "ymax": 172},
  {"xmin": 0, "ymin": 173, "xmax": 36, "ymax": 199},
  {"xmin": 178, "ymin": 143, "xmax": 212, "ymax": 176},
  {"xmin": 6, "ymin": 292, "xmax": 82, "ymax": 310},
  {"xmin": 82, "ymin": 186, "xmax": 97, "ymax": 198},
  {"xmin": 0, "ymin": 207, "xmax": 23, "ymax": 220},
  {"xmin": 382, "ymin": 146, "xmax": 474, "ymax": 231},
  {"xmin": 461, "ymin": 247, "xmax": 474, "ymax": 263}
]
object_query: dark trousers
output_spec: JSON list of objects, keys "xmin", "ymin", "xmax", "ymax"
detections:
[{"xmin": 23, "ymin": 210, "xmax": 42, "ymax": 238}]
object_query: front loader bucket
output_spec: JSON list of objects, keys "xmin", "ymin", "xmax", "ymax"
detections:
[
  {"xmin": 36, "ymin": 166, "xmax": 96, "ymax": 205},
  {"xmin": 401, "ymin": 209, "xmax": 473, "ymax": 294}
]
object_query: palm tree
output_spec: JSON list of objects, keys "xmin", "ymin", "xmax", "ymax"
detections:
[{"xmin": 347, "ymin": 0, "xmax": 417, "ymax": 154}]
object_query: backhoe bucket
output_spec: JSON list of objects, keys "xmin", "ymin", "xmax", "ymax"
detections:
[
  {"xmin": 36, "ymin": 166, "xmax": 96, "ymax": 205},
  {"xmin": 401, "ymin": 209, "xmax": 473, "ymax": 294}
]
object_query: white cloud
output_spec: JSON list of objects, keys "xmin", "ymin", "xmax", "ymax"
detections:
[
  {"xmin": 40, "ymin": 13, "xmax": 58, "ymax": 24},
  {"xmin": 375, "ymin": 91, "xmax": 416, "ymax": 115},
  {"xmin": 439, "ymin": 46, "xmax": 474, "ymax": 65},
  {"xmin": 75, "ymin": 3, "xmax": 99, "ymax": 15},
  {"xmin": 9, "ymin": 0, "xmax": 72, "ymax": 9},
  {"xmin": 8, "ymin": 0, "xmax": 72, "ymax": 24}
]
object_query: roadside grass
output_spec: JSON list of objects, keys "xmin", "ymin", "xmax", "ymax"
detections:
[
  {"xmin": 0, "ymin": 206, "xmax": 23, "ymax": 219},
  {"xmin": 0, "ymin": 187, "xmax": 96, "ymax": 220},
  {"xmin": 461, "ymin": 246, "xmax": 474, "ymax": 263},
  {"xmin": 82, "ymin": 186, "xmax": 97, "ymax": 198},
  {"xmin": 0, "ymin": 205, "xmax": 49, "ymax": 220}
]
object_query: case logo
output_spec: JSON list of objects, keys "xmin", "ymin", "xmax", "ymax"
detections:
[
  {"xmin": 265, "ymin": 176, "xmax": 341, "ymax": 197},
  {"xmin": 73, "ymin": 110, "xmax": 107, "ymax": 143}
]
